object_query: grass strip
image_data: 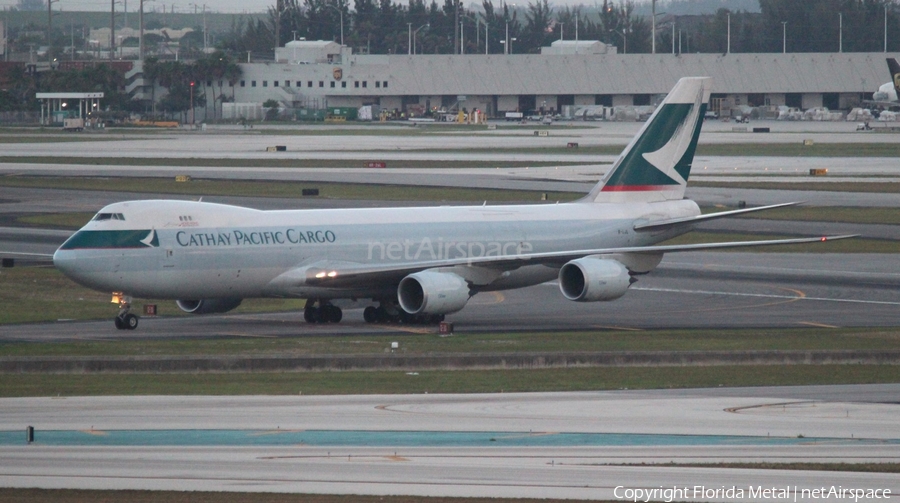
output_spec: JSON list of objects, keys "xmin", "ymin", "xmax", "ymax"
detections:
[
  {"xmin": 616, "ymin": 462, "xmax": 900, "ymax": 473},
  {"xmin": 4, "ymin": 325, "xmax": 900, "ymax": 358},
  {"xmin": 0, "ymin": 489, "xmax": 587, "ymax": 503},
  {"xmin": 695, "ymin": 142, "xmax": 900, "ymax": 157},
  {"xmin": 1, "ymin": 365, "xmax": 898, "ymax": 397},
  {"xmin": 693, "ymin": 181, "xmax": 900, "ymax": 193},
  {"xmin": 0, "ymin": 176, "xmax": 582, "ymax": 202},
  {"xmin": 0, "ymin": 266, "xmax": 308, "ymax": 325},
  {"xmin": 727, "ymin": 206, "xmax": 900, "ymax": 225}
]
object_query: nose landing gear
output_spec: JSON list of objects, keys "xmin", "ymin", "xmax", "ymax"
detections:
[{"xmin": 112, "ymin": 293, "xmax": 139, "ymax": 330}]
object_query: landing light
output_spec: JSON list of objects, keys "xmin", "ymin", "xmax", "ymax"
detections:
[
  {"xmin": 315, "ymin": 272, "xmax": 327, "ymax": 279},
  {"xmin": 327, "ymin": 271, "xmax": 338, "ymax": 278}
]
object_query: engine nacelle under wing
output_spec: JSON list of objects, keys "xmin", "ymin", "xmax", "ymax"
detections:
[
  {"xmin": 398, "ymin": 270, "xmax": 470, "ymax": 315},
  {"xmin": 175, "ymin": 298, "xmax": 243, "ymax": 314},
  {"xmin": 558, "ymin": 258, "xmax": 632, "ymax": 302}
]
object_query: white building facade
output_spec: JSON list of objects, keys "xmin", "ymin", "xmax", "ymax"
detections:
[{"xmin": 171, "ymin": 41, "xmax": 895, "ymax": 121}]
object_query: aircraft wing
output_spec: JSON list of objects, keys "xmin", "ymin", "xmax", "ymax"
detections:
[
  {"xmin": 0, "ymin": 251, "xmax": 54, "ymax": 261},
  {"xmin": 301, "ymin": 234, "xmax": 857, "ymax": 288},
  {"xmin": 633, "ymin": 202, "xmax": 801, "ymax": 231},
  {"xmin": 862, "ymin": 99, "xmax": 899, "ymax": 108}
]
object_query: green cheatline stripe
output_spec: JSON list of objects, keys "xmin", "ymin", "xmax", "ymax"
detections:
[{"xmin": 58, "ymin": 230, "xmax": 157, "ymax": 250}]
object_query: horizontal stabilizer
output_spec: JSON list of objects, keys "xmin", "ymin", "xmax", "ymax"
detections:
[{"xmin": 634, "ymin": 202, "xmax": 802, "ymax": 231}]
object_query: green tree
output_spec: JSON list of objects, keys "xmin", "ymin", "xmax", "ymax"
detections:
[{"xmin": 521, "ymin": 0, "xmax": 554, "ymax": 54}]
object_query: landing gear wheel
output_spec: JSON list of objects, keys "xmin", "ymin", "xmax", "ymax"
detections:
[
  {"xmin": 323, "ymin": 304, "xmax": 342, "ymax": 323},
  {"xmin": 304, "ymin": 300, "xmax": 342, "ymax": 324},
  {"xmin": 304, "ymin": 305, "xmax": 320, "ymax": 323},
  {"xmin": 112, "ymin": 294, "xmax": 137, "ymax": 330},
  {"xmin": 363, "ymin": 306, "xmax": 377, "ymax": 323}
]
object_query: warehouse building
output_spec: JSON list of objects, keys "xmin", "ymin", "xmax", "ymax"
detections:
[{"xmin": 165, "ymin": 40, "xmax": 895, "ymax": 120}]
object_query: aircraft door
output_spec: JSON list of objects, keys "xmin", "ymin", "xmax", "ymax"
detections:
[{"xmin": 162, "ymin": 247, "xmax": 175, "ymax": 269}]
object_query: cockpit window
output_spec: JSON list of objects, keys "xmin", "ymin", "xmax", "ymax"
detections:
[{"xmin": 92, "ymin": 213, "xmax": 126, "ymax": 221}]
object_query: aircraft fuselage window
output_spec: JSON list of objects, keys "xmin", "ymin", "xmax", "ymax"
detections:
[{"xmin": 94, "ymin": 213, "xmax": 126, "ymax": 221}]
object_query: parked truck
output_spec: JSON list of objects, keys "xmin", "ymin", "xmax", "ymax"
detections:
[{"xmin": 63, "ymin": 118, "xmax": 84, "ymax": 131}]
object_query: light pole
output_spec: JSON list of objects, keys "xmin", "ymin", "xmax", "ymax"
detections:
[
  {"xmin": 408, "ymin": 23, "xmax": 411, "ymax": 55},
  {"xmin": 412, "ymin": 23, "xmax": 428, "ymax": 54},
  {"xmin": 500, "ymin": 37, "xmax": 516, "ymax": 54},
  {"xmin": 189, "ymin": 80, "xmax": 194, "ymax": 126},
  {"xmin": 503, "ymin": 2, "xmax": 515, "ymax": 55},
  {"xmin": 839, "ymin": 12, "xmax": 842, "ymax": 53},
  {"xmin": 885, "ymin": 4, "xmax": 889, "ymax": 53},
  {"xmin": 326, "ymin": 4, "xmax": 344, "ymax": 47},
  {"xmin": 781, "ymin": 21, "xmax": 787, "ymax": 53},
  {"xmin": 47, "ymin": 0, "xmax": 59, "ymax": 60},
  {"xmin": 190, "ymin": 3, "xmax": 208, "ymax": 53},
  {"xmin": 726, "ymin": 12, "xmax": 730, "ymax": 54},
  {"xmin": 612, "ymin": 29, "xmax": 626, "ymax": 54},
  {"xmin": 110, "ymin": 0, "xmax": 123, "ymax": 60}
]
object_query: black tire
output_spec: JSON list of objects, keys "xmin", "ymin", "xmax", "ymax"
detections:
[
  {"xmin": 324, "ymin": 305, "xmax": 342, "ymax": 323},
  {"xmin": 124, "ymin": 313, "xmax": 139, "ymax": 330},
  {"xmin": 363, "ymin": 306, "xmax": 377, "ymax": 323},
  {"xmin": 304, "ymin": 307, "xmax": 319, "ymax": 323},
  {"xmin": 114, "ymin": 316, "xmax": 125, "ymax": 330},
  {"xmin": 374, "ymin": 306, "xmax": 389, "ymax": 323}
]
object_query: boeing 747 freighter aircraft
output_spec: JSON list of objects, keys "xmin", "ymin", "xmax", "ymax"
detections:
[{"xmin": 51, "ymin": 77, "xmax": 850, "ymax": 330}]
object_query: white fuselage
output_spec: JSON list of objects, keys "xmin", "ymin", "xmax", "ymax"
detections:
[{"xmin": 53, "ymin": 198, "xmax": 700, "ymax": 301}]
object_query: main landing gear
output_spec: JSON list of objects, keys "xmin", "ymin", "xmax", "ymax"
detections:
[
  {"xmin": 304, "ymin": 299, "xmax": 343, "ymax": 323},
  {"xmin": 112, "ymin": 293, "xmax": 139, "ymax": 330},
  {"xmin": 363, "ymin": 302, "xmax": 444, "ymax": 325}
]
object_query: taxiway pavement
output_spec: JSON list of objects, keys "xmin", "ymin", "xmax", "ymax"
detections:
[{"xmin": 1, "ymin": 386, "xmax": 898, "ymax": 500}]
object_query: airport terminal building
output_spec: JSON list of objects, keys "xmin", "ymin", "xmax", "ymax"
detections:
[{"xmin": 159, "ymin": 40, "xmax": 895, "ymax": 120}]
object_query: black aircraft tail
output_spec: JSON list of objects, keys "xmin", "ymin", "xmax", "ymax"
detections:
[{"xmin": 888, "ymin": 58, "xmax": 900, "ymax": 96}]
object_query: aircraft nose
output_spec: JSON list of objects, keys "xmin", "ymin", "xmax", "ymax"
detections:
[{"xmin": 52, "ymin": 248, "xmax": 75, "ymax": 276}]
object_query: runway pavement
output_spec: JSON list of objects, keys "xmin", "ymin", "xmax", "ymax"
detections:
[
  {"xmin": 2, "ymin": 252, "xmax": 898, "ymax": 342},
  {"xmin": 1, "ymin": 387, "xmax": 899, "ymax": 500}
]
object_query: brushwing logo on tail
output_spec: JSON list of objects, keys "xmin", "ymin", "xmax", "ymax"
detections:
[
  {"xmin": 639, "ymin": 86, "xmax": 706, "ymax": 187},
  {"xmin": 599, "ymin": 97, "xmax": 706, "ymax": 192}
]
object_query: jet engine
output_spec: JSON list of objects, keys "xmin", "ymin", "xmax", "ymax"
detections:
[
  {"xmin": 558, "ymin": 258, "xmax": 632, "ymax": 302},
  {"xmin": 398, "ymin": 271, "xmax": 470, "ymax": 315},
  {"xmin": 175, "ymin": 298, "xmax": 243, "ymax": 314}
]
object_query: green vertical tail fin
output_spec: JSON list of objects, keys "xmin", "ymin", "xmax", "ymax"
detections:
[{"xmin": 585, "ymin": 77, "xmax": 712, "ymax": 203}]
